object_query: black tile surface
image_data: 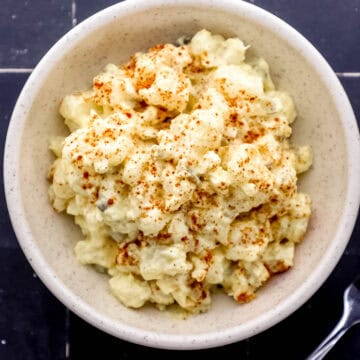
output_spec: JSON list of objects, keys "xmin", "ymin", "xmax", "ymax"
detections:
[
  {"xmin": 0, "ymin": 74, "xmax": 68, "ymax": 360},
  {"xmin": 340, "ymin": 77, "xmax": 360, "ymax": 130},
  {"xmin": 250, "ymin": 0, "xmax": 360, "ymax": 72},
  {"xmin": 76, "ymin": 0, "xmax": 123, "ymax": 24},
  {"xmin": 0, "ymin": 74, "xmax": 26, "ymax": 249},
  {"xmin": 1, "ymin": 1, "xmax": 359, "ymax": 359},
  {"xmin": 0, "ymin": 249, "xmax": 67, "ymax": 360},
  {"xmin": 0, "ymin": 0, "xmax": 72, "ymax": 67}
]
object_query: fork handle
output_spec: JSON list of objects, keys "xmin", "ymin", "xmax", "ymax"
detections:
[{"xmin": 306, "ymin": 314, "xmax": 350, "ymax": 360}]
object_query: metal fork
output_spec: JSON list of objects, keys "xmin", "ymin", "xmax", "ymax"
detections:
[{"xmin": 307, "ymin": 276, "xmax": 360, "ymax": 360}]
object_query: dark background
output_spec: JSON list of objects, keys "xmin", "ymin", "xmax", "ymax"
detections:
[{"xmin": 0, "ymin": 1, "xmax": 359, "ymax": 359}]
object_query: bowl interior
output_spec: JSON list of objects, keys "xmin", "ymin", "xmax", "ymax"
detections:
[{"xmin": 10, "ymin": 0, "xmax": 352, "ymax": 348}]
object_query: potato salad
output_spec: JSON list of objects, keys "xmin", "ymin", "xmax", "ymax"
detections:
[{"xmin": 48, "ymin": 30, "xmax": 312, "ymax": 315}]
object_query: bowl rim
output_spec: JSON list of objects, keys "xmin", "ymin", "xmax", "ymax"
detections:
[{"xmin": 4, "ymin": 0, "xmax": 360, "ymax": 350}]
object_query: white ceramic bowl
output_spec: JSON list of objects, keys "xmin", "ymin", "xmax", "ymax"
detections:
[{"xmin": 4, "ymin": 0, "xmax": 360, "ymax": 350}]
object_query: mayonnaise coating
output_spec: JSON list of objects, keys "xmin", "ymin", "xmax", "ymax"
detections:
[{"xmin": 48, "ymin": 30, "xmax": 312, "ymax": 315}]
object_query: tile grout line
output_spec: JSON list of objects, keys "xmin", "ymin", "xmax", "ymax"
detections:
[
  {"xmin": 65, "ymin": 308, "xmax": 70, "ymax": 359},
  {"xmin": 0, "ymin": 68, "xmax": 33, "ymax": 73},
  {"xmin": 335, "ymin": 72, "xmax": 360, "ymax": 78},
  {"xmin": 71, "ymin": 0, "xmax": 77, "ymax": 27}
]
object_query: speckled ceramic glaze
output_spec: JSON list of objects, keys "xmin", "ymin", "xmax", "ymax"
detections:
[{"xmin": 4, "ymin": 0, "xmax": 360, "ymax": 350}]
